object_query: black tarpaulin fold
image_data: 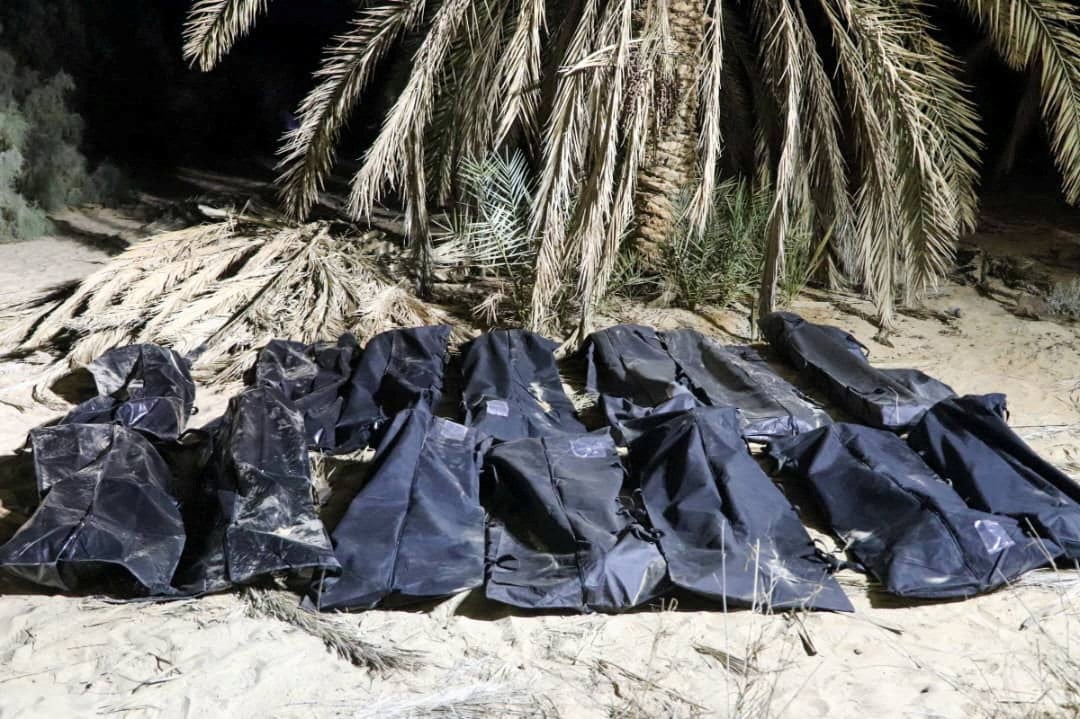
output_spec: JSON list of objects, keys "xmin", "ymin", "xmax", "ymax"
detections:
[
  {"xmin": 60, "ymin": 344, "xmax": 196, "ymax": 442},
  {"xmin": 908, "ymin": 393, "xmax": 1080, "ymax": 559},
  {"xmin": 583, "ymin": 324, "xmax": 829, "ymax": 441},
  {"xmin": 770, "ymin": 423, "xmax": 1055, "ymax": 599},
  {"xmin": 460, "ymin": 329, "xmax": 585, "ymax": 441},
  {"xmin": 625, "ymin": 407, "xmax": 852, "ymax": 612},
  {"xmin": 172, "ymin": 387, "xmax": 339, "ymax": 594},
  {"xmin": 759, "ymin": 312, "xmax": 955, "ymax": 431},
  {"xmin": 484, "ymin": 430, "xmax": 669, "ymax": 612},
  {"xmin": 254, "ymin": 326, "xmax": 451, "ymax": 453},
  {"xmin": 309, "ymin": 409, "xmax": 485, "ymax": 611},
  {"xmin": 0, "ymin": 423, "xmax": 186, "ymax": 595}
]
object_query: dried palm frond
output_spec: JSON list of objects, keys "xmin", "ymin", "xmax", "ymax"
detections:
[
  {"xmin": 355, "ymin": 680, "xmax": 541, "ymax": 719},
  {"xmin": 240, "ymin": 587, "xmax": 418, "ymax": 671},
  {"xmin": 1, "ymin": 218, "xmax": 463, "ymax": 388}
]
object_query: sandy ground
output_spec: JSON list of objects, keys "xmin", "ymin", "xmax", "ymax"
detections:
[{"xmin": 2, "ymin": 228, "xmax": 1080, "ymax": 718}]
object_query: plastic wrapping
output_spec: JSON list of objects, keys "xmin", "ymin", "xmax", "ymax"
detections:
[
  {"xmin": 0, "ymin": 423, "xmax": 185, "ymax": 594},
  {"xmin": 583, "ymin": 324, "xmax": 829, "ymax": 441},
  {"xmin": 484, "ymin": 430, "xmax": 669, "ymax": 612},
  {"xmin": 60, "ymin": 344, "xmax": 196, "ymax": 442},
  {"xmin": 908, "ymin": 393, "xmax": 1080, "ymax": 558},
  {"xmin": 255, "ymin": 326, "xmax": 451, "ymax": 453},
  {"xmin": 626, "ymin": 407, "xmax": 852, "ymax": 612},
  {"xmin": 770, "ymin": 423, "xmax": 1054, "ymax": 598},
  {"xmin": 460, "ymin": 329, "xmax": 585, "ymax": 441},
  {"xmin": 172, "ymin": 387, "xmax": 340, "ymax": 594},
  {"xmin": 310, "ymin": 409, "xmax": 485, "ymax": 611},
  {"xmin": 759, "ymin": 312, "xmax": 954, "ymax": 431}
]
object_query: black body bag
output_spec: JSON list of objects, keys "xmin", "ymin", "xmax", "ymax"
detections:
[
  {"xmin": 255, "ymin": 325, "xmax": 451, "ymax": 453},
  {"xmin": 460, "ymin": 329, "xmax": 585, "ymax": 441},
  {"xmin": 908, "ymin": 393, "xmax": 1080, "ymax": 559},
  {"xmin": 59, "ymin": 344, "xmax": 196, "ymax": 442},
  {"xmin": 770, "ymin": 423, "xmax": 1055, "ymax": 599},
  {"xmin": 0, "ymin": 423, "xmax": 186, "ymax": 595},
  {"xmin": 309, "ymin": 409, "xmax": 485, "ymax": 611},
  {"xmin": 583, "ymin": 324, "xmax": 828, "ymax": 441},
  {"xmin": 759, "ymin": 312, "xmax": 954, "ymax": 431},
  {"xmin": 173, "ymin": 387, "xmax": 339, "ymax": 594},
  {"xmin": 484, "ymin": 431, "xmax": 669, "ymax": 612},
  {"xmin": 625, "ymin": 407, "xmax": 852, "ymax": 612}
]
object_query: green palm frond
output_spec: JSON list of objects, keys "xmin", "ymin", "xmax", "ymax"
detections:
[{"xmin": 183, "ymin": 0, "xmax": 271, "ymax": 71}]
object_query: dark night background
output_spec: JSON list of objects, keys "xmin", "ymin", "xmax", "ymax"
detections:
[{"xmin": 0, "ymin": 0, "xmax": 1069, "ymax": 207}]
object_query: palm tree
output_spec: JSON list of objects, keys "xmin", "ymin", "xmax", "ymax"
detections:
[{"xmin": 184, "ymin": 0, "xmax": 1080, "ymax": 333}]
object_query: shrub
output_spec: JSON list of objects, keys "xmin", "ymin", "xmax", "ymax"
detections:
[
  {"xmin": 655, "ymin": 179, "xmax": 822, "ymax": 311},
  {"xmin": 1047, "ymin": 278, "xmax": 1080, "ymax": 321},
  {"xmin": 0, "ymin": 49, "xmax": 125, "ymax": 242}
]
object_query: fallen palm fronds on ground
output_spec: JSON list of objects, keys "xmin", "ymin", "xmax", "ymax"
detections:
[
  {"xmin": 241, "ymin": 587, "xmax": 418, "ymax": 672},
  {"xmin": 0, "ymin": 215, "xmax": 465, "ymax": 392},
  {"xmin": 353, "ymin": 680, "xmax": 542, "ymax": 719}
]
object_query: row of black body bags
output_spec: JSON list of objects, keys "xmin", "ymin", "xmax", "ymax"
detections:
[
  {"xmin": 483, "ymin": 407, "xmax": 851, "ymax": 613},
  {"xmin": 769, "ymin": 423, "xmax": 1054, "ymax": 599}
]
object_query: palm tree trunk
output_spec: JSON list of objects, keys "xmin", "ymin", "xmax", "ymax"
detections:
[{"xmin": 632, "ymin": 1, "xmax": 704, "ymax": 259}]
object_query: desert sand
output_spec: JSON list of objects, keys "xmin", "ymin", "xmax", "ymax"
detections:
[{"xmin": 1, "ymin": 228, "xmax": 1079, "ymax": 718}]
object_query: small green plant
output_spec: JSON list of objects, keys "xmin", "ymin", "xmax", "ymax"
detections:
[
  {"xmin": 1047, "ymin": 278, "xmax": 1080, "ymax": 321},
  {"xmin": 440, "ymin": 151, "xmax": 538, "ymax": 323},
  {"xmin": 657, "ymin": 178, "xmax": 821, "ymax": 311}
]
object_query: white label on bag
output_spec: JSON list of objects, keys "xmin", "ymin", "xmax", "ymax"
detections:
[
  {"xmin": 439, "ymin": 420, "xmax": 468, "ymax": 441},
  {"xmin": 486, "ymin": 399, "xmax": 510, "ymax": 417},
  {"xmin": 570, "ymin": 436, "xmax": 614, "ymax": 458},
  {"xmin": 974, "ymin": 519, "xmax": 1015, "ymax": 554}
]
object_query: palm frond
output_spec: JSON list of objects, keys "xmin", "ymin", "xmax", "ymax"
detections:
[
  {"xmin": 347, "ymin": 0, "xmax": 476, "ymax": 220},
  {"xmin": 2, "ymin": 220, "xmax": 462, "ymax": 387},
  {"xmin": 952, "ymin": 0, "xmax": 1080, "ymax": 203},
  {"xmin": 183, "ymin": 0, "xmax": 271, "ymax": 72},
  {"xmin": 527, "ymin": 0, "xmax": 603, "ymax": 330},
  {"xmin": 277, "ymin": 0, "xmax": 429, "ymax": 219},
  {"xmin": 686, "ymin": 0, "xmax": 725, "ymax": 238},
  {"xmin": 495, "ymin": 0, "xmax": 547, "ymax": 146},
  {"xmin": 753, "ymin": 0, "xmax": 805, "ymax": 318}
]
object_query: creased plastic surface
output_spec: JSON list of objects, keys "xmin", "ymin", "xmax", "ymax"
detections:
[
  {"xmin": 759, "ymin": 312, "xmax": 954, "ymax": 431},
  {"xmin": 0, "ymin": 424, "xmax": 185, "ymax": 594},
  {"xmin": 626, "ymin": 407, "xmax": 851, "ymax": 612},
  {"xmin": 60, "ymin": 344, "xmax": 196, "ymax": 442},
  {"xmin": 461, "ymin": 329, "xmax": 586, "ymax": 441},
  {"xmin": 310, "ymin": 409, "xmax": 484, "ymax": 611},
  {"xmin": 583, "ymin": 324, "xmax": 829, "ymax": 441},
  {"xmin": 770, "ymin": 423, "xmax": 1054, "ymax": 598},
  {"xmin": 255, "ymin": 326, "xmax": 450, "ymax": 453},
  {"xmin": 484, "ymin": 430, "xmax": 669, "ymax": 612},
  {"xmin": 173, "ymin": 387, "xmax": 339, "ymax": 594},
  {"xmin": 908, "ymin": 393, "xmax": 1080, "ymax": 558}
]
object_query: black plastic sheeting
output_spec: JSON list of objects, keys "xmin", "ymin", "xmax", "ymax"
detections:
[
  {"xmin": 583, "ymin": 324, "xmax": 829, "ymax": 441},
  {"xmin": 759, "ymin": 312, "xmax": 955, "ymax": 431},
  {"xmin": 0, "ymin": 423, "xmax": 185, "ymax": 594},
  {"xmin": 173, "ymin": 387, "xmax": 340, "ymax": 594},
  {"xmin": 59, "ymin": 344, "xmax": 196, "ymax": 442},
  {"xmin": 310, "ymin": 409, "xmax": 485, "ymax": 611},
  {"xmin": 484, "ymin": 430, "xmax": 669, "ymax": 612},
  {"xmin": 460, "ymin": 329, "xmax": 585, "ymax": 441},
  {"xmin": 626, "ymin": 407, "xmax": 852, "ymax": 612},
  {"xmin": 770, "ymin": 424, "xmax": 1054, "ymax": 599},
  {"xmin": 255, "ymin": 326, "xmax": 451, "ymax": 453},
  {"xmin": 909, "ymin": 394, "xmax": 1080, "ymax": 560}
]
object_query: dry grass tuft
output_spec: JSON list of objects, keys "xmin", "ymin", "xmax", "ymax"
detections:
[
  {"xmin": 241, "ymin": 587, "xmax": 419, "ymax": 672},
  {"xmin": 0, "ymin": 215, "xmax": 466, "ymax": 390}
]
